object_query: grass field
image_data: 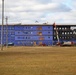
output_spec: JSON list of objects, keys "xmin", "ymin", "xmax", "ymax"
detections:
[{"xmin": 0, "ymin": 46, "xmax": 76, "ymax": 75}]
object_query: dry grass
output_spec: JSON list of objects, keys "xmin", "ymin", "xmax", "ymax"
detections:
[{"xmin": 0, "ymin": 46, "xmax": 76, "ymax": 75}]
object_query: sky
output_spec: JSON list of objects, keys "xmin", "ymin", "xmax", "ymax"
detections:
[{"xmin": 0, "ymin": 0, "xmax": 76, "ymax": 24}]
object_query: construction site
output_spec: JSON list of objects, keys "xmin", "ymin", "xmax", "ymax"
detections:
[{"xmin": 0, "ymin": 0, "xmax": 76, "ymax": 75}]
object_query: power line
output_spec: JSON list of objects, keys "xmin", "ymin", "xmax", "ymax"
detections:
[{"xmin": 5, "ymin": 16, "xmax": 8, "ymax": 48}]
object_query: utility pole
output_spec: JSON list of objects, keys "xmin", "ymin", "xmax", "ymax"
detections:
[
  {"xmin": 5, "ymin": 16, "xmax": 8, "ymax": 48},
  {"xmin": 1, "ymin": 0, "xmax": 4, "ymax": 51}
]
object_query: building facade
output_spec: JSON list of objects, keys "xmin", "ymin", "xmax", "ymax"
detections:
[
  {"xmin": 0, "ymin": 24, "xmax": 76, "ymax": 46},
  {"xmin": 53, "ymin": 24, "xmax": 76, "ymax": 45},
  {"xmin": 0, "ymin": 24, "xmax": 53, "ymax": 46}
]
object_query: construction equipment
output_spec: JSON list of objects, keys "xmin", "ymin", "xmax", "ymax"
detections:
[
  {"xmin": 60, "ymin": 41, "xmax": 74, "ymax": 46},
  {"xmin": 53, "ymin": 23, "xmax": 60, "ymax": 45}
]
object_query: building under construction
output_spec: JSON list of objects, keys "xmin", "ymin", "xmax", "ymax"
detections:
[{"xmin": 0, "ymin": 23, "xmax": 76, "ymax": 46}]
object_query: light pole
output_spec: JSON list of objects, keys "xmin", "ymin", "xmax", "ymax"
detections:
[{"xmin": 1, "ymin": 0, "xmax": 4, "ymax": 51}]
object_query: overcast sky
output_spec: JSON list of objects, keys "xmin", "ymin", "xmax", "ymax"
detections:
[{"xmin": 0, "ymin": 0, "xmax": 76, "ymax": 24}]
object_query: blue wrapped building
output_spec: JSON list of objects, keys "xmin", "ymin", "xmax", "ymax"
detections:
[{"xmin": 0, "ymin": 24, "xmax": 53, "ymax": 46}]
